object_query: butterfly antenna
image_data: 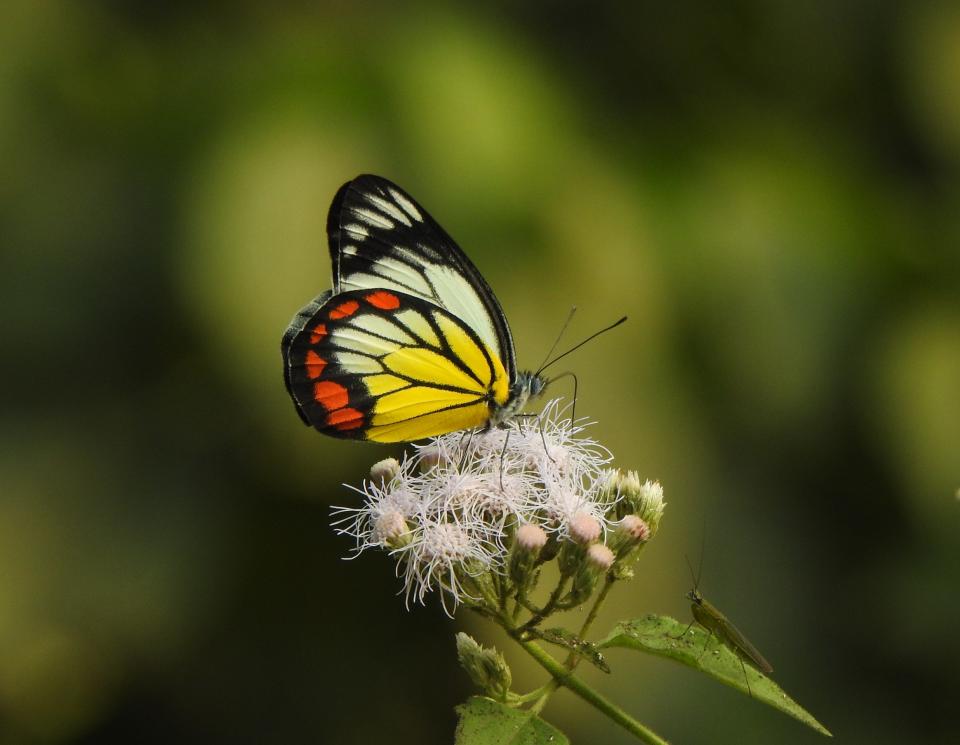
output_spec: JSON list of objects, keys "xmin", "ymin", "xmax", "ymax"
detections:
[
  {"xmin": 536, "ymin": 306, "xmax": 578, "ymax": 374},
  {"xmin": 536, "ymin": 316, "xmax": 628, "ymax": 375}
]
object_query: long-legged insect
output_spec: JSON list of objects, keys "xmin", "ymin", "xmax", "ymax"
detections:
[{"xmin": 676, "ymin": 553, "xmax": 773, "ymax": 695}]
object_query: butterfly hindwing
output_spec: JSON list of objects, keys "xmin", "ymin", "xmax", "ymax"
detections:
[
  {"xmin": 283, "ymin": 288, "xmax": 511, "ymax": 442},
  {"xmin": 327, "ymin": 175, "xmax": 517, "ymax": 380}
]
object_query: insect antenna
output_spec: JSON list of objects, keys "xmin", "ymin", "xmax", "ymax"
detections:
[
  {"xmin": 696, "ymin": 521, "xmax": 706, "ymax": 588},
  {"xmin": 684, "ymin": 553, "xmax": 698, "ymax": 590},
  {"xmin": 536, "ymin": 305, "xmax": 578, "ymax": 374},
  {"xmin": 544, "ymin": 370, "xmax": 579, "ymax": 423},
  {"xmin": 536, "ymin": 316, "xmax": 628, "ymax": 376}
]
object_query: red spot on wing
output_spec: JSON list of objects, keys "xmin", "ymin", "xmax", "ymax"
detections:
[
  {"xmin": 304, "ymin": 350, "xmax": 326, "ymax": 379},
  {"xmin": 313, "ymin": 381, "xmax": 349, "ymax": 410},
  {"xmin": 327, "ymin": 407, "xmax": 364, "ymax": 431},
  {"xmin": 310, "ymin": 323, "xmax": 327, "ymax": 344},
  {"xmin": 329, "ymin": 300, "xmax": 360, "ymax": 319},
  {"xmin": 365, "ymin": 291, "xmax": 401, "ymax": 310}
]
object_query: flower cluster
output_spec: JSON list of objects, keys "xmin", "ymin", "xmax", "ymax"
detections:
[{"xmin": 333, "ymin": 400, "xmax": 665, "ymax": 615}]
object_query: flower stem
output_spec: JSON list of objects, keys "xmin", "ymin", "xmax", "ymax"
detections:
[
  {"xmin": 529, "ymin": 574, "xmax": 618, "ymax": 713},
  {"xmin": 513, "ymin": 683, "xmax": 554, "ymax": 704},
  {"xmin": 521, "ymin": 572, "xmax": 570, "ymax": 630},
  {"xmin": 571, "ymin": 574, "xmax": 616, "ymax": 653},
  {"xmin": 517, "ymin": 638, "xmax": 670, "ymax": 745}
]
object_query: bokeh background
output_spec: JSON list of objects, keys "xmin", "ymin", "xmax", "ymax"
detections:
[{"xmin": 2, "ymin": 1, "xmax": 959, "ymax": 743}]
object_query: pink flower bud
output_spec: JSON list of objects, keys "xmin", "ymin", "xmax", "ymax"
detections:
[
  {"xmin": 586, "ymin": 543, "xmax": 615, "ymax": 571},
  {"xmin": 516, "ymin": 523, "xmax": 548, "ymax": 552},
  {"xmin": 619, "ymin": 515, "xmax": 650, "ymax": 542},
  {"xmin": 569, "ymin": 511, "xmax": 601, "ymax": 545}
]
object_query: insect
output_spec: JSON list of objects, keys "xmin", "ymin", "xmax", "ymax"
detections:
[
  {"xmin": 281, "ymin": 174, "xmax": 622, "ymax": 443},
  {"xmin": 677, "ymin": 554, "xmax": 773, "ymax": 695}
]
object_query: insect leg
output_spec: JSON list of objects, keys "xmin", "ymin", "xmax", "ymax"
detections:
[
  {"xmin": 739, "ymin": 656, "xmax": 753, "ymax": 698},
  {"xmin": 498, "ymin": 428, "xmax": 512, "ymax": 492},
  {"xmin": 457, "ymin": 429, "xmax": 476, "ymax": 471},
  {"xmin": 546, "ymin": 371, "xmax": 580, "ymax": 423},
  {"xmin": 536, "ymin": 412, "xmax": 555, "ymax": 465},
  {"xmin": 696, "ymin": 629, "xmax": 713, "ymax": 662},
  {"xmin": 514, "ymin": 412, "xmax": 555, "ymax": 465},
  {"xmin": 670, "ymin": 618, "xmax": 697, "ymax": 640}
]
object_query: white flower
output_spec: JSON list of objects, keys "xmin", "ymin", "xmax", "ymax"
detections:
[
  {"xmin": 333, "ymin": 399, "xmax": 631, "ymax": 613},
  {"xmin": 396, "ymin": 517, "xmax": 498, "ymax": 615}
]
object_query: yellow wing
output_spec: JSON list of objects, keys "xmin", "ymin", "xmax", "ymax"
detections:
[{"xmin": 282, "ymin": 289, "xmax": 510, "ymax": 442}]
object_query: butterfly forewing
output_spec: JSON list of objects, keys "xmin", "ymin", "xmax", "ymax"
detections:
[
  {"xmin": 283, "ymin": 288, "xmax": 511, "ymax": 442},
  {"xmin": 327, "ymin": 175, "xmax": 517, "ymax": 380}
]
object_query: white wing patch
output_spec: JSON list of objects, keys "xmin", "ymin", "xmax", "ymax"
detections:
[
  {"xmin": 334, "ymin": 351, "xmax": 383, "ymax": 374},
  {"xmin": 330, "ymin": 326, "xmax": 399, "ymax": 356},
  {"xmin": 341, "ymin": 269, "xmax": 432, "ymax": 298},
  {"xmin": 352, "ymin": 207, "xmax": 393, "ymax": 230},
  {"xmin": 365, "ymin": 194, "xmax": 413, "ymax": 227},
  {"xmin": 395, "ymin": 309, "xmax": 440, "ymax": 347},
  {"xmin": 371, "ymin": 256, "xmax": 433, "ymax": 295},
  {"xmin": 425, "ymin": 265, "xmax": 501, "ymax": 358},
  {"xmin": 343, "ymin": 223, "xmax": 369, "ymax": 239},
  {"xmin": 356, "ymin": 315, "xmax": 415, "ymax": 345},
  {"xmin": 389, "ymin": 188, "xmax": 422, "ymax": 222}
]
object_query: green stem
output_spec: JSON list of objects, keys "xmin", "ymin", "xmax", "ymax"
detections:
[
  {"xmin": 517, "ymin": 638, "xmax": 670, "ymax": 745},
  {"xmin": 530, "ymin": 575, "xmax": 618, "ymax": 713},
  {"xmin": 521, "ymin": 572, "xmax": 570, "ymax": 630},
  {"xmin": 513, "ymin": 683, "xmax": 554, "ymax": 704},
  {"xmin": 569, "ymin": 575, "xmax": 616, "ymax": 659}
]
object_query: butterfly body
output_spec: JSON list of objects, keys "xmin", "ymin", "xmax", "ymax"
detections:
[{"xmin": 282, "ymin": 175, "xmax": 546, "ymax": 443}]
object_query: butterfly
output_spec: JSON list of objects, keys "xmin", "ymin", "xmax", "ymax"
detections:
[{"xmin": 281, "ymin": 174, "xmax": 548, "ymax": 443}]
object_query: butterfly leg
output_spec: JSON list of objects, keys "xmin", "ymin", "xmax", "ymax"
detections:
[
  {"xmin": 545, "ymin": 370, "xmax": 580, "ymax": 423},
  {"xmin": 515, "ymin": 412, "xmax": 556, "ymax": 466},
  {"xmin": 457, "ymin": 429, "xmax": 476, "ymax": 471},
  {"xmin": 497, "ymin": 428, "xmax": 512, "ymax": 492}
]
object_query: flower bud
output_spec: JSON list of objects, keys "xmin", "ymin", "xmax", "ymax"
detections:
[
  {"xmin": 597, "ymin": 468, "xmax": 621, "ymax": 507},
  {"xmin": 373, "ymin": 509, "xmax": 411, "ymax": 549},
  {"xmin": 516, "ymin": 523, "xmax": 548, "ymax": 552},
  {"xmin": 586, "ymin": 543, "xmax": 615, "ymax": 570},
  {"xmin": 455, "ymin": 632, "xmax": 512, "ymax": 701},
  {"xmin": 608, "ymin": 514, "xmax": 650, "ymax": 556},
  {"xmin": 510, "ymin": 524, "xmax": 547, "ymax": 587},
  {"xmin": 636, "ymin": 480, "xmax": 665, "ymax": 534},
  {"xmin": 569, "ymin": 512, "xmax": 601, "ymax": 545},
  {"xmin": 559, "ymin": 512, "xmax": 601, "ymax": 575},
  {"xmin": 369, "ymin": 457, "xmax": 400, "ymax": 483},
  {"xmin": 611, "ymin": 472, "xmax": 665, "ymax": 533},
  {"xmin": 569, "ymin": 543, "xmax": 614, "ymax": 603}
]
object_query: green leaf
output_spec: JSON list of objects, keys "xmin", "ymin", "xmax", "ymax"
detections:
[
  {"xmin": 598, "ymin": 615, "xmax": 832, "ymax": 737},
  {"xmin": 532, "ymin": 627, "xmax": 611, "ymax": 673},
  {"xmin": 454, "ymin": 696, "xmax": 570, "ymax": 745}
]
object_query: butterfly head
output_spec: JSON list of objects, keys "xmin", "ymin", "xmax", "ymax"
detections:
[{"xmin": 489, "ymin": 370, "xmax": 547, "ymax": 427}]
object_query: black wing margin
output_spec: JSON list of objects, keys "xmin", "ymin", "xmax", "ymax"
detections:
[{"xmin": 325, "ymin": 174, "xmax": 517, "ymax": 380}]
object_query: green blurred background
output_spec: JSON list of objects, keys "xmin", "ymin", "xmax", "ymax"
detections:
[{"xmin": 2, "ymin": 1, "xmax": 959, "ymax": 743}]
